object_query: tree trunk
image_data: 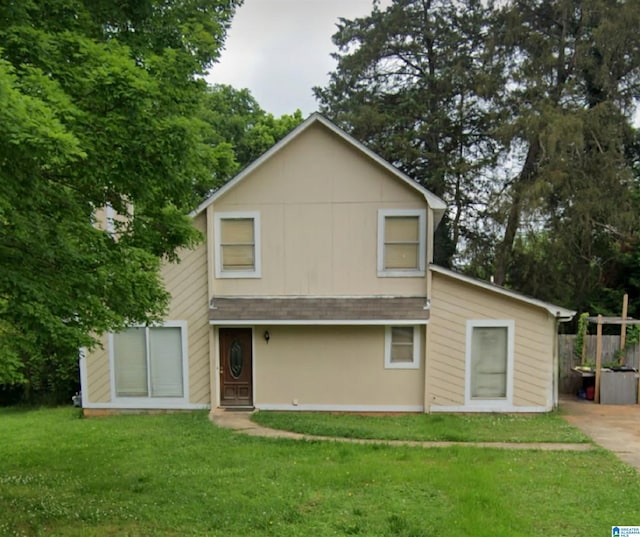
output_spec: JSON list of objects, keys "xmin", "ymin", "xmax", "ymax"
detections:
[{"xmin": 493, "ymin": 138, "xmax": 541, "ymax": 285}]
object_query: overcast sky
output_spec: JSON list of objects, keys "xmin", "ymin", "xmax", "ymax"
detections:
[{"xmin": 206, "ymin": 0, "xmax": 387, "ymax": 117}]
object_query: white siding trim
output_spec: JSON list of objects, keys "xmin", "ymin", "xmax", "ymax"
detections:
[
  {"xmin": 377, "ymin": 208, "xmax": 427, "ymax": 277},
  {"xmin": 384, "ymin": 325, "xmax": 421, "ymax": 369},
  {"xmin": 256, "ymin": 403, "xmax": 424, "ymax": 412},
  {"xmin": 429, "ymin": 404, "xmax": 551, "ymax": 413},
  {"xmin": 79, "ymin": 348, "xmax": 89, "ymax": 407},
  {"xmin": 210, "ymin": 319, "xmax": 429, "ymax": 326},
  {"xmin": 464, "ymin": 320, "xmax": 515, "ymax": 410},
  {"xmin": 108, "ymin": 321, "xmax": 190, "ymax": 408},
  {"xmin": 105, "ymin": 204, "xmax": 115, "ymax": 236},
  {"xmin": 214, "ymin": 211, "xmax": 261, "ymax": 279},
  {"xmin": 214, "ymin": 327, "xmax": 221, "ymax": 408}
]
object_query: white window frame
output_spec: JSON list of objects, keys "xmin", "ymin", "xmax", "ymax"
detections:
[
  {"xmin": 377, "ymin": 208, "xmax": 427, "ymax": 277},
  {"xmin": 384, "ymin": 325, "xmax": 421, "ymax": 369},
  {"xmin": 464, "ymin": 320, "xmax": 514, "ymax": 409},
  {"xmin": 214, "ymin": 211, "xmax": 261, "ymax": 278},
  {"xmin": 109, "ymin": 320, "xmax": 190, "ymax": 407}
]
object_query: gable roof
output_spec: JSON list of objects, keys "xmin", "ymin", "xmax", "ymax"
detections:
[
  {"xmin": 192, "ymin": 113, "xmax": 447, "ymax": 224},
  {"xmin": 429, "ymin": 265, "xmax": 576, "ymax": 320}
]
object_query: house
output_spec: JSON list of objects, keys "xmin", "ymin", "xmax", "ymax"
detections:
[{"xmin": 80, "ymin": 114, "xmax": 575, "ymax": 415}]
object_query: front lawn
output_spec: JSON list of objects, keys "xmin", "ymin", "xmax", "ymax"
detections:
[
  {"xmin": 1, "ymin": 407, "xmax": 638, "ymax": 537},
  {"xmin": 251, "ymin": 410, "xmax": 590, "ymax": 443}
]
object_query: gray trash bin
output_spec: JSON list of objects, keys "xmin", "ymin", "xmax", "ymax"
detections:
[{"xmin": 600, "ymin": 369, "xmax": 638, "ymax": 405}]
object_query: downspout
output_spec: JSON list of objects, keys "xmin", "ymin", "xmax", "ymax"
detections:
[
  {"xmin": 552, "ymin": 316, "xmax": 560, "ymax": 409},
  {"xmin": 553, "ymin": 312, "xmax": 575, "ymax": 409}
]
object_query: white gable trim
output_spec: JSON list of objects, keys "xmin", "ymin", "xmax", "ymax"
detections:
[
  {"xmin": 429, "ymin": 265, "xmax": 576, "ymax": 319},
  {"xmin": 191, "ymin": 113, "xmax": 446, "ymax": 221}
]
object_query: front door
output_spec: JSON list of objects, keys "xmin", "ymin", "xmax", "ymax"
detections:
[{"xmin": 219, "ymin": 327, "xmax": 253, "ymax": 407}]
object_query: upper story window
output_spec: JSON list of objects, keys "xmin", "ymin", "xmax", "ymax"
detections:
[
  {"xmin": 214, "ymin": 211, "xmax": 261, "ymax": 278},
  {"xmin": 377, "ymin": 209, "xmax": 426, "ymax": 277}
]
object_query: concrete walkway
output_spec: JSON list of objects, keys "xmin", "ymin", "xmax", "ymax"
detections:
[
  {"xmin": 560, "ymin": 397, "xmax": 640, "ymax": 470},
  {"xmin": 210, "ymin": 408, "xmax": 592, "ymax": 452}
]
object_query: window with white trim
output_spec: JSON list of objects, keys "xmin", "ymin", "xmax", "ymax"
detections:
[
  {"xmin": 214, "ymin": 212, "xmax": 261, "ymax": 278},
  {"xmin": 113, "ymin": 324, "xmax": 187, "ymax": 399},
  {"xmin": 384, "ymin": 325, "xmax": 421, "ymax": 369},
  {"xmin": 465, "ymin": 320, "xmax": 514, "ymax": 404},
  {"xmin": 377, "ymin": 209, "xmax": 426, "ymax": 276}
]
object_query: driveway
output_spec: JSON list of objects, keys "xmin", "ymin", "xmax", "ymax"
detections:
[{"xmin": 561, "ymin": 397, "xmax": 640, "ymax": 470}]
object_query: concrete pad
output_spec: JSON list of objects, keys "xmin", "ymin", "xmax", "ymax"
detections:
[{"xmin": 561, "ymin": 397, "xmax": 640, "ymax": 470}]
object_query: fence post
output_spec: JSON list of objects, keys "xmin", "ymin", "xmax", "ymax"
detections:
[{"xmin": 595, "ymin": 315, "xmax": 603, "ymax": 404}]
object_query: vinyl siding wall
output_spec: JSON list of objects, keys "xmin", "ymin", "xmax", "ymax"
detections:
[
  {"xmin": 246, "ymin": 325, "xmax": 425, "ymax": 411},
  {"xmin": 210, "ymin": 123, "xmax": 431, "ymax": 298},
  {"xmin": 162, "ymin": 213, "xmax": 210, "ymax": 405},
  {"xmin": 427, "ymin": 271, "xmax": 555, "ymax": 411},
  {"xmin": 85, "ymin": 335, "xmax": 110, "ymax": 403},
  {"xmin": 83, "ymin": 213, "xmax": 210, "ymax": 407}
]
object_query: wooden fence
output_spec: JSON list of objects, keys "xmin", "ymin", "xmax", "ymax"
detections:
[{"xmin": 558, "ymin": 335, "xmax": 639, "ymax": 394}]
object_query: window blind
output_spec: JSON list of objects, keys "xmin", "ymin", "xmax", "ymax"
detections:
[
  {"xmin": 470, "ymin": 327, "xmax": 508, "ymax": 398},
  {"xmin": 114, "ymin": 328, "xmax": 148, "ymax": 397},
  {"xmin": 220, "ymin": 218, "xmax": 255, "ymax": 270},
  {"xmin": 384, "ymin": 216, "xmax": 419, "ymax": 269}
]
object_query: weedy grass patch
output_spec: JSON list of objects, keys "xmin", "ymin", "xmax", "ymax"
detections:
[
  {"xmin": 251, "ymin": 410, "xmax": 590, "ymax": 443},
  {"xmin": 0, "ymin": 407, "xmax": 637, "ymax": 537}
]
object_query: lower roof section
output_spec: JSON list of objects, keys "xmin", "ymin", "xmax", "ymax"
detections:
[
  {"xmin": 209, "ymin": 296, "xmax": 430, "ymax": 323},
  {"xmin": 429, "ymin": 265, "xmax": 576, "ymax": 320}
]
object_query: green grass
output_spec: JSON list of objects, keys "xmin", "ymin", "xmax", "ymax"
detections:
[
  {"xmin": 1, "ymin": 407, "xmax": 638, "ymax": 537},
  {"xmin": 251, "ymin": 410, "xmax": 590, "ymax": 443}
]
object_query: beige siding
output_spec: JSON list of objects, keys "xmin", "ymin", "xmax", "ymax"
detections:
[
  {"xmin": 427, "ymin": 272, "xmax": 554, "ymax": 410},
  {"xmin": 85, "ymin": 334, "xmax": 111, "ymax": 403},
  {"xmin": 161, "ymin": 213, "xmax": 210, "ymax": 405},
  {"xmin": 83, "ymin": 213, "xmax": 211, "ymax": 407},
  {"xmin": 250, "ymin": 325, "xmax": 425, "ymax": 409},
  {"xmin": 211, "ymin": 123, "xmax": 430, "ymax": 297}
]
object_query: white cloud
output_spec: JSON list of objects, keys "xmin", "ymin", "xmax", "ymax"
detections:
[{"xmin": 207, "ymin": 0, "xmax": 388, "ymax": 117}]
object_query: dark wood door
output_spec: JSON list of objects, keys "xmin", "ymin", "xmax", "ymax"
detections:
[{"xmin": 219, "ymin": 328, "xmax": 253, "ymax": 407}]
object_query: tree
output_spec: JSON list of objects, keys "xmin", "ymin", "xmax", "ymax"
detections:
[
  {"xmin": 316, "ymin": 0, "xmax": 640, "ymax": 317},
  {"xmin": 314, "ymin": 0, "xmax": 504, "ymax": 264},
  {"xmin": 490, "ymin": 0, "xmax": 640, "ymax": 311},
  {"xmin": 200, "ymin": 84, "xmax": 304, "ymax": 181},
  {"xmin": 0, "ymin": 0, "xmax": 240, "ymax": 393}
]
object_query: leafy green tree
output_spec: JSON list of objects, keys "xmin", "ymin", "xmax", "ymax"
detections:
[
  {"xmin": 0, "ymin": 0, "xmax": 240, "ymax": 395},
  {"xmin": 201, "ymin": 84, "xmax": 303, "ymax": 180},
  {"xmin": 317, "ymin": 0, "xmax": 640, "ymax": 317},
  {"xmin": 491, "ymin": 0, "xmax": 640, "ymax": 311},
  {"xmin": 314, "ymin": 0, "xmax": 504, "ymax": 264}
]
